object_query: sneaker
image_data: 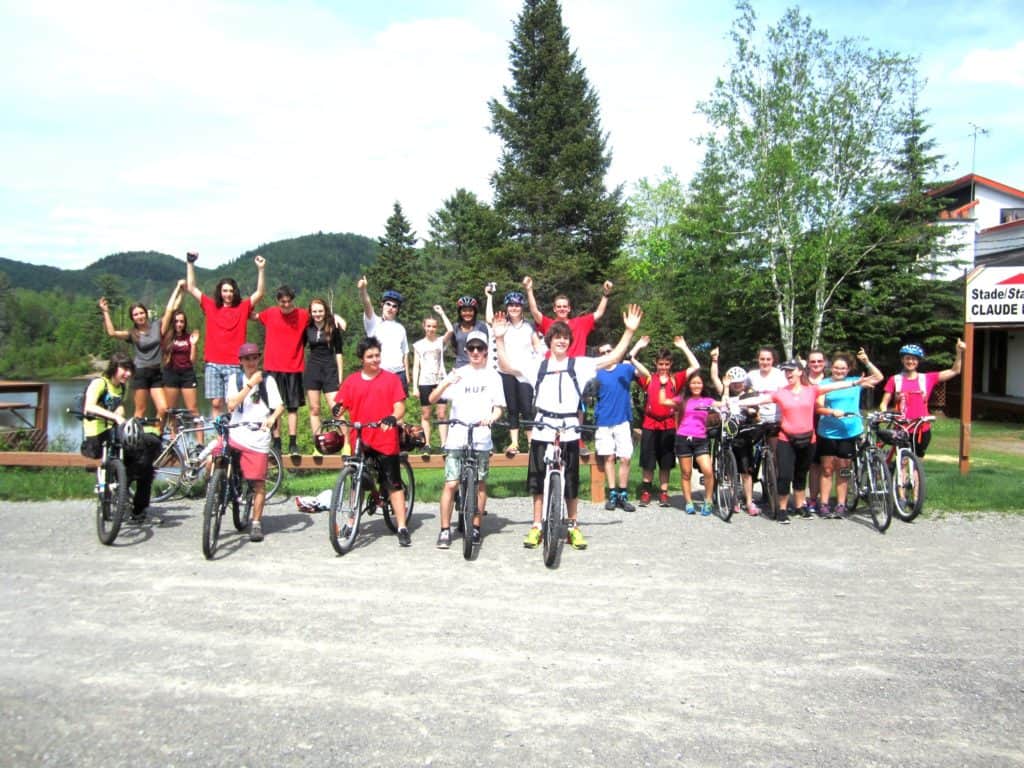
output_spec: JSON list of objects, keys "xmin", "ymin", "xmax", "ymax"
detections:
[
  {"xmin": 567, "ymin": 526, "xmax": 588, "ymax": 550},
  {"xmin": 639, "ymin": 489, "xmax": 651, "ymax": 507},
  {"xmin": 272, "ymin": 437, "xmax": 282, "ymax": 453},
  {"xmin": 806, "ymin": 501, "xmax": 818, "ymax": 517},
  {"xmin": 819, "ymin": 502, "xmax": 832, "ymax": 519},
  {"xmin": 397, "ymin": 528, "xmax": 412, "ymax": 547},
  {"xmin": 701, "ymin": 502, "xmax": 713, "ymax": 516},
  {"xmin": 799, "ymin": 506, "xmax": 813, "ymax": 519},
  {"xmin": 436, "ymin": 528, "xmax": 452, "ymax": 549},
  {"xmin": 471, "ymin": 526, "xmax": 482, "ymax": 544},
  {"xmin": 604, "ymin": 490, "xmax": 619, "ymax": 511},
  {"xmin": 249, "ymin": 520, "xmax": 264, "ymax": 542},
  {"xmin": 523, "ymin": 527, "xmax": 542, "ymax": 548},
  {"xmin": 834, "ymin": 503, "xmax": 848, "ymax": 518},
  {"xmin": 288, "ymin": 440, "xmax": 300, "ymax": 459},
  {"xmin": 777, "ymin": 511, "xmax": 790, "ymax": 525},
  {"xmin": 617, "ymin": 493, "xmax": 636, "ymax": 513},
  {"xmin": 747, "ymin": 503, "xmax": 761, "ymax": 517},
  {"xmin": 128, "ymin": 510, "xmax": 148, "ymax": 524},
  {"xmin": 685, "ymin": 502, "xmax": 696, "ymax": 515},
  {"xmin": 579, "ymin": 442, "xmax": 591, "ymax": 458},
  {"xmin": 658, "ymin": 491, "xmax": 670, "ymax": 507}
]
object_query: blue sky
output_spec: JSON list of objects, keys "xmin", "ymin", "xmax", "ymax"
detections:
[{"xmin": 1, "ymin": 0, "xmax": 1021, "ymax": 269}]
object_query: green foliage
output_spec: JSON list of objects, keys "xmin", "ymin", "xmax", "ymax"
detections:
[
  {"xmin": 489, "ymin": 0, "xmax": 626, "ymax": 303},
  {"xmin": 366, "ymin": 201, "xmax": 425, "ymax": 324}
]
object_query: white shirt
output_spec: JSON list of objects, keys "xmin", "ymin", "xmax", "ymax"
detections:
[
  {"xmin": 364, "ymin": 313, "xmax": 409, "ymax": 373},
  {"xmin": 226, "ymin": 374, "xmax": 282, "ymax": 454},
  {"xmin": 413, "ymin": 336, "xmax": 446, "ymax": 386},
  {"xmin": 500, "ymin": 320, "xmax": 539, "ymax": 383},
  {"xmin": 746, "ymin": 367, "xmax": 786, "ymax": 423},
  {"xmin": 440, "ymin": 365, "xmax": 507, "ymax": 451},
  {"xmin": 521, "ymin": 355, "xmax": 598, "ymax": 442}
]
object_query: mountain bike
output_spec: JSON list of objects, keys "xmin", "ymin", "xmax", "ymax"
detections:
[
  {"xmin": 152, "ymin": 408, "xmax": 282, "ymax": 503},
  {"xmin": 749, "ymin": 422, "xmax": 780, "ymax": 520},
  {"xmin": 875, "ymin": 412, "xmax": 933, "ymax": 522},
  {"xmin": 437, "ymin": 418, "xmax": 497, "ymax": 560},
  {"xmin": 201, "ymin": 417, "xmax": 266, "ymax": 559},
  {"xmin": 703, "ymin": 405, "xmax": 740, "ymax": 522},
  {"xmin": 841, "ymin": 412, "xmax": 894, "ymax": 533},
  {"xmin": 324, "ymin": 419, "xmax": 416, "ymax": 556}
]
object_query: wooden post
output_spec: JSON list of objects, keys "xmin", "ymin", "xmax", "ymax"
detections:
[{"xmin": 959, "ymin": 323, "xmax": 974, "ymax": 475}]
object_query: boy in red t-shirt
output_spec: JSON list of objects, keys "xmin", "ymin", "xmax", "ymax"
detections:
[{"xmin": 256, "ymin": 285, "xmax": 309, "ymax": 457}]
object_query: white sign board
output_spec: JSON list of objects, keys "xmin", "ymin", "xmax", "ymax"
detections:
[{"xmin": 965, "ymin": 266, "xmax": 1024, "ymax": 324}]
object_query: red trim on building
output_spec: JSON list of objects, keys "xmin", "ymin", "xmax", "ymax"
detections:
[
  {"xmin": 980, "ymin": 218, "xmax": 1024, "ymax": 235},
  {"xmin": 929, "ymin": 173, "xmax": 1024, "ymax": 201}
]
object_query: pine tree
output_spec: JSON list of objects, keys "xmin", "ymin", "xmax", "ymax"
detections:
[
  {"xmin": 367, "ymin": 201, "xmax": 422, "ymax": 320},
  {"xmin": 488, "ymin": 0, "xmax": 625, "ymax": 306}
]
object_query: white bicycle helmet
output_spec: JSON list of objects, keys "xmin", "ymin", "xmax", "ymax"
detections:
[
  {"xmin": 725, "ymin": 366, "xmax": 747, "ymax": 382},
  {"xmin": 120, "ymin": 418, "xmax": 144, "ymax": 451}
]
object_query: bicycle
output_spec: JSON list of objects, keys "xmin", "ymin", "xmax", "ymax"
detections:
[
  {"xmin": 201, "ymin": 416, "xmax": 267, "ymax": 559},
  {"xmin": 324, "ymin": 419, "xmax": 417, "ymax": 555},
  {"xmin": 840, "ymin": 412, "xmax": 895, "ymax": 533},
  {"xmin": 151, "ymin": 408, "xmax": 283, "ymax": 503},
  {"xmin": 437, "ymin": 418, "xmax": 497, "ymax": 560},
  {"xmin": 875, "ymin": 412, "xmax": 933, "ymax": 523},
  {"xmin": 521, "ymin": 419, "xmax": 595, "ymax": 569},
  {"xmin": 702, "ymin": 406, "xmax": 741, "ymax": 522},
  {"xmin": 749, "ymin": 422, "xmax": 780, "ymax": 520}
]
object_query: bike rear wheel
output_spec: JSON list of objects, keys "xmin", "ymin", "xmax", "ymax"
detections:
[
  {"xmin": 383, "ymin": 455, "xmax": 415, "ymax": 533},
  {"xmin": 866, "ymin": 451, "xmax": 893, "ymax": 533},
  {"xmin": 847, "ymin": 454, "xmax": 864, "ymax": 515},
  {"xmin": 264, "ymin": 449, "xmax": 283, "ymax": 502},
  {"xmin": 459, "ymin": 469, "xmax": 478, "ymax": 560},
  {"xmin": 151, "ymin": 439, "xmax": 185, "ymax": 502},
  {"xmin": 329, "ymin": 466, "xmax": 362, "ymax": 555},
  {"xmin": 234, "ymin": 480, "xmax": 254, "ymax": 531},
  {"xmin": 714, "ymin": 445, "xmax": 738, "ymax": 522},
  {"xmin": 892, "ymin": 448, "xmax": 925, "ymax": 522},
  {"xmin": 96, "ymin": 459, "xmax": 127, "ymax": 545},
  {"xmin": 543, "ymin": 473, "xmax": 565, "ymax": 569},
  {"xmin": 760, "ymin": 445, "xmax": 780, "ymax": 520},
  {"xmin": 202, "ymin": 467, "xmax": 227, "ymax": 560}
]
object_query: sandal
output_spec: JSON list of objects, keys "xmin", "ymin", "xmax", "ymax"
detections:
[{"xmin": 504, "ymin": 446, "xmax": 519, "ymax": 459}]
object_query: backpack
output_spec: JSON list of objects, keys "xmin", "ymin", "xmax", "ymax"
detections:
[
  {"xmin": 69, "ymin": 378, "xmax": 106, "ymax": 421},
  {"xmin": 234, "ymin": 371, "xmax": 268, "ymax": 412},
  {"xmin": 892, "ymin": 373, "xmax": 932, "ymax": 411},
  {"xmin": 533, "ymin": 357, "xmax": 583, "ymax": 417}
]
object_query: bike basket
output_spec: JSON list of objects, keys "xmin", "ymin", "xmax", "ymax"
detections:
[{"xmin": 399, "ymin": 423, "xmax": 427, "ymax": 451}]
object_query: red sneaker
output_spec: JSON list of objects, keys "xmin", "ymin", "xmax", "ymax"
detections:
[
  {"xmin": 658, "ymin": 491, "xmax": 670, "ymax": 507},
  {"xmin": 639, "ymin": 489, "xmax": 651, "ymax": 507}
]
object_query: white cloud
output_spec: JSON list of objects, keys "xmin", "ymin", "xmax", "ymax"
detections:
[{"xmin": 950, "ymin": 41, "xmax": 1024, "ymax": 88}]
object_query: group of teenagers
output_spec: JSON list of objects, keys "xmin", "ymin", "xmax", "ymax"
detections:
[{"xmin": 80, "ymin": 251, "xmax": 966, "ymax": 548}]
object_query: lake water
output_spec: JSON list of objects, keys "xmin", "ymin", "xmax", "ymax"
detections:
[{"xmin": 0, "ymin": 379, "xmax": 93, "ymax": 448}]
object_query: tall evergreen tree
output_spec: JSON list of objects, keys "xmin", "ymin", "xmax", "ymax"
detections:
[
  {"xmin": 368, "ymin": 201, "xmax": 422, "ymax": 322},
  {"xmin": 488, "ymin": 0, "xmax": 625, "ymax": 306}
]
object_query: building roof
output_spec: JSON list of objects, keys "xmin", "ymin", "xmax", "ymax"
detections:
[
  {"xmin": 929, "ymin": 173, "xmax": 1024, "ymax": 201},
  {"xmin": 980, "ymin": 218, "xmax": 1024, "ymax": 235}
]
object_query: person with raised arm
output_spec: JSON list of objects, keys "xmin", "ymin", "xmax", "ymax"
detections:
[
  {"xmin": 98, "ymin": 293, "xmax": 169, "ymax": 427},
  {"xmin": 412, "ymin": 308, "xmax": 450, "ymax": 455},
  {"xmin": 494, "ymin": 304, "xmax": 644, "ymax": 551},
  {"xmin": 160, "ymin": 280, "xmax": 201, "ymax": 427},
  {"xmin": 522, "ymin": 275, "xmax": 613, "ymax": 357},
  {"xmin": 184, "ymin": 251, "xmax": 266, "ymax": 419},
  {"xmin": 357, "ymin": 276, "xmax": 410, "ymax": 395}
]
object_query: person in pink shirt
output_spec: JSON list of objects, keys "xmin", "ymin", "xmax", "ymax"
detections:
[
  {"xmin": 522, "ymin": 275, "xmax": 613, "ymax": 357},
  {"xmin": 740, "ymin": 359, "xmax": 866, "ymax": 524},
  {"xmin": 661, "ymin": 371, "xmax": 716, "ymax": 515},
  {"xmin": 878, "ymin": 340, "xmax": 965, "ymax": 457}
]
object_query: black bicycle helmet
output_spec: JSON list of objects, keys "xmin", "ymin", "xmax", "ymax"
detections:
[
  {"xmin": 456, "ymin": 295, "xmax": 479, "ymax": 310},
  {"xmin": 381, "ymin": 289, "xmax": 404, "ymax": 306},
  {"xmin": 504, "ymin": 291, "xmax": 525, "ymax": 306}
]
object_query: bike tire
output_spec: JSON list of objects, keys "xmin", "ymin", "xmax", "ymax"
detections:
[
  {"xmin": 202, "ymin": 467, "xmax": 226, "ymax": 560},
  {"xmin": 543, "ymin": 473, "xmax": 565, "ymax": 569},
  {"xmin": 383, "ymin": 455, "xmax": 415, "ymax": 533},
  {"xmin": 151, "ymin": 439, "xmax": 185, "ymax": 502},
  {"xmin": 233, "ymin": 479, "xmax": 253, "ymax": 531},
  {"xmin": 847, "ymin": 454, "xmax": 863, "ymax": 515},
  {"xmin": 714, "ymin": 446, "xmax": 738, "ymax": 522},
  {"xmin": 328, "ymin": 466, "xmax": 362, "ymax": 556},
  {"xmin": 96, "ymin": 458, "xmax": 127, "ymax": 545},
  {"xmin": 760, "ymin": 445, "xmax": 780, "ymax": 520},
  {"xmin": 264, "ymin": 448, "xmax": 283, "ymax": 503},
  {"xmin": 866, "ymin": 452, "xmax": 893, "ymax": 533},
  {"xmin": 460, "ymin": 469, "xmax": 477, "ymax": 560},
  {"xmin": 892, "ymin": 448, "xmax": 925, "ymax": 522}
]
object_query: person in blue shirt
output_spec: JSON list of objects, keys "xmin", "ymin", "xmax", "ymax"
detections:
[
  {"xmin": 815, "ymin": 348, "xmax": 883, "ymax": 518},
  {"xmin": 594, "ymin": 335, "xmax": 649, "ymax": 512}
]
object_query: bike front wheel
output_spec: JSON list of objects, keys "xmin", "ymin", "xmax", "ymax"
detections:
[
  {"xmin": 203, "ymin": 467, "xmax": 227, "ymax": 560},
  {"xmin": 329, "ymin": 466, "xmax": 362, "ymax": 555},
  {"xmin": 151, "ymin": 439, "xmax": 185, "ymax": 502},
  {"xmin": 459, "ymin": 470, "xmax": 478, "ymax": 560},
  {"xmin": 866, "ymin": 451, "xmax": 893, "ymax": 533},
  {"xmin": 264, "ymin": 448, "xmax": 283, "ymax": 503},
  {"xmin": 714, "ymin": 446, "xmax": 738, "ymax": 522},
  {"xmin": 892, "ymin": 448, "xmax": 925, "ymax": 522},
  {"xmin": 760, "ymin": 446, "xmax": 780, "ymax": 520},
  {"xmin": 96, "ymin": 459, "xmax": 127, "ymax": 545},
  {"xmin": 543, "ymin": 473, "xmax": 565, "ymax": 569},
  {"xmin": 383, "ymin": 455, "xmax": 415, "ymax": 533},
  {"xmin": 233, "ymin": 479, "xmax": 253, "ymax": 531}
]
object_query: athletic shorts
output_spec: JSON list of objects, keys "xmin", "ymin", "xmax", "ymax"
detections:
[
  {"xmin": 527, "ymin": 439, "xmax": 580, "ymax": 499},
  {"xmin": 674, "ymin": 435, "xmax": 710, "ymax": 458},
  {"xmin": 303, "ymin": 359, "xmax": 339, "ymax": 394},
  {"xmin": 267, "ymin": 371, "xmax": 304, "ymax": 410},
  {"xmin": 594, "ymin": 422, "xmax": 634, "ymax": 459},
  {"xmin": 817, "ymin": 436, "xmax": 856, "ymax": 460},
  {"xmin": 133, "ymin": 365, "xmax": 163, "ymax": 390},
  {"xmin": 364, "ymin": 446, "xmax": 405, "ymax": 495},
  {"xmin": 418, "ymin": 384, "xmax": 440, "ymax": 407},
  {"xmin": 162, "ymin": 367, "xmax": 197, "ymax": 389},
  {"xmin": 226, "ymin": 437, "xmax": 269, "ymax": 481},
  {"xmin": 444, "ymin": 449, "xmax": 491, "ymax": 482},
  {"xmin": 388, "ymin": 369, "xmax": 409, "ymax": 397},
  {"xmin": 204, "ymin": 362, "xmax": 241, "ymax": 400},
  {"xmin": 640, "ymin": 428, "xmax": 676, "ymax": 472},
  {"xmin": 500, "ymin": 373, "xmax": 534, "ymax": 429}
]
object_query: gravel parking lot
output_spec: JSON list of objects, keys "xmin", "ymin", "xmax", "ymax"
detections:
[{"xmin": 1, "ymin": 495, "xmax": 1022, "ymax": 767}]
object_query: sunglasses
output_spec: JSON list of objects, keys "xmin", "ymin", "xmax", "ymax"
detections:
[{"xmin": 466, "ymin": 345, "xmax": 487, "ymax": 353}]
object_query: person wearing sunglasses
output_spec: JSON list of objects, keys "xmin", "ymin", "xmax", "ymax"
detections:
[{"xmin": 357, "ymin": 275, "xmax": 410, "ymax": 395}]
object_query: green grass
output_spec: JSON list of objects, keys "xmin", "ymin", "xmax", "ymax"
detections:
[{"xmin": 2, "ymin": 415, "xmax": 1022, "ymax": 513}]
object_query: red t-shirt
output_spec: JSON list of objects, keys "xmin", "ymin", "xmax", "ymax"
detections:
[
  {"xmin": 638, "ymin": 371, "xmax": 686, "ymax": 430},
  {"xmin": 771, "ymin": 385, "xmax": 820, "ymax": 442},
  {"xmin": 258, "ymin": 306, "xmax": 309, "ymax": 373},
  {"xmin": 538, "ymin": 313, "xmax": 596, "ymax": 357},
  {"xmin": 200, "ymin": 295, "xmax": 253, "ymax": 365},
  {"xmin": 334, "ymin": 370, "xmax": 405, "ymax": 454}
]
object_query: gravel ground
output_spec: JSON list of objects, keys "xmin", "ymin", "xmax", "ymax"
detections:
[{"xmin": 1, "ymin": 494, "xmax": 1022, "ymax": 768}]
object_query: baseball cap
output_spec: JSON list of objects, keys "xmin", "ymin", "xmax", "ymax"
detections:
[
  {"xmin": 238, "ymin": 342, "xmax": 261, "ymax": 358},
  {"xmin": 466, "ymin": 331, "xmax": 488, "ymax": 347}
]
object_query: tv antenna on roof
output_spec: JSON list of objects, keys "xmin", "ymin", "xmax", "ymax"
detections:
[{"xmin": 967, "ymin": 122, "xmax": 990, "ymax": 201}]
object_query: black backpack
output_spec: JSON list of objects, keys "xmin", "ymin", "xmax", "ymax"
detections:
[{"xmin": 533, "ymin": 357, "xmax": 583, "ymax": 417}]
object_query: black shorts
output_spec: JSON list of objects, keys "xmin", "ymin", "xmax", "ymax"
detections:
[
  {"xmin": 640, "ymin": 428, "xmax": 676, "ymax": 472},
  {"xmin": 817, "ymin": 436, "xmax": 856, "ymax": 460},
  {"xmin": 303, "ymin": 360, "xmax": 339, "ymax": 394},
  {"xmin": 418, "ymin": 384, "xmax": 440, "ymax": 407},
  {"xmin": 133, "ymin": 365, "xmax": 163, "ymax": 390},
  {"xmin": 268, "ymin": 371, "xmax": 304, "ymax": 410},
  {"xmin": 526, "ymin": 439, "xmax": 580, "ymax": 499},
  {"xmin": 162, "ymin": 367, "xmax": 197, "ymax": 389},
  {"xmin": 674, "ymin": 435, "xmax": 710, "ymax": 458},
  {"xmin": 364, "ymin": 447, "xmax": 405, "ymax": 495},
  {"xmin": 501, "ymin": 373, "xmax": 535, "ymax": 429}
]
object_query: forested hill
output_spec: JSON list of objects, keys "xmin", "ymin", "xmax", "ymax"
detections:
[{"xmin": 0, "ymin": 231, "xmax": 376, "ymax": 303}]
